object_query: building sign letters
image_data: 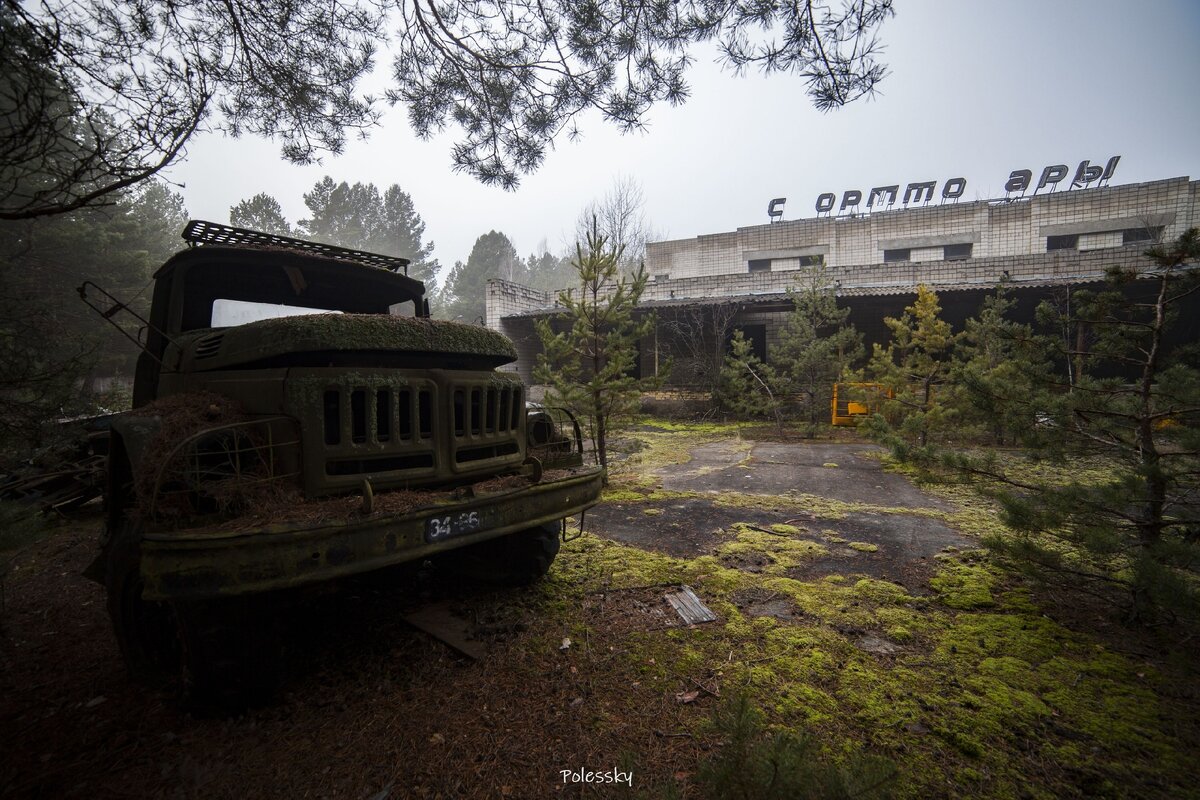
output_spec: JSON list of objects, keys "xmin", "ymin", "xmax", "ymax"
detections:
[{"xmin": 810, "ymin": 156, "xmax": 1120, "ymax": 215}]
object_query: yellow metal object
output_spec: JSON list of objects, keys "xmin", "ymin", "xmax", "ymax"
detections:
[{"xmin": 831, "ymin": 383, "xmax": 892, "ymax": 426}]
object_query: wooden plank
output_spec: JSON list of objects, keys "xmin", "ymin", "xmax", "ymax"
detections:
[
  {"xmin": 664, "ymin": 585, "xmax": 717, "ymax": 625},
  {"xmin": 402, "ymin": 603, "xmax": 486, "ymax": 660}
]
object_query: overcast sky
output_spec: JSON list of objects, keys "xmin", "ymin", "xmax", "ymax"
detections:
[{"xmin": 164, "ymin": 0, "xmax": 1200, "ymax": 283}]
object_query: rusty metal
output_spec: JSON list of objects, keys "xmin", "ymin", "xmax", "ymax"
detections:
[
  {"xmin": 77, "ymin": 281, "xmax": 175, "ymax": 366},
  {"xmin": 527, "ymin": 404, "xmax": 585, "ymax": 469},
  {"xmin": 147, "ymin": 416, "xmax": 301, "ymax": 520},
  {"xmin": 561, "ymin": 508, "xmax": 586, "ymax": 543},
  {"xmin": 182, "ymin": 219, "xmax": 412, "ymax": 275},
  {"xmin": 0, "ymin": 416, "xmax": 115, "ymax": 514},
  {"xmin": 138, "ymin": 467, "xmax": 604, "ymax": 600}
]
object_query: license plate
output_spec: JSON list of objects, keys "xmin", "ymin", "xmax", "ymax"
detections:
[{"xmin": 425, "ymin": 509, "xmax": 487, "ymax": 543}]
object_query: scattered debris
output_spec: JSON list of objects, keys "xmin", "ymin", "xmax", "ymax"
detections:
[
  {"xmin": 743, "ymin": 523, "xmax": 792, "ymax": 537},
  {"xmin": 674, "ymin": 690, "xmax": 700, "ymax": 704},
  {"xmin": 665, "ymin": 585, "xmax": 717, "ymax": 625},
  {"xmin": 855, "ymin": 635, "xmax": 903, "ymax": 656},
  {"xmin": 367, "ymin": 781, "xmax": 395, "ymax": 800},
  {"xmin": 84, "ymin": 696, "xmax": 106, "ymax": 708},
  {"xmin": 402, "ymin": 603, "xmax": 487, "ymax": 660},
  {"xmin": 745, "ymin": 598, "xmax": 799, "ymax": 622},
  {"xmin": 559, "ymin": 637, "xmax": 572, "ymax": 651}
]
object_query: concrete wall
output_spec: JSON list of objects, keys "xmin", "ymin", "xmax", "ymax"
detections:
[
  {"xmin": 488, "ymin": 176, "xmax": 1199, "ymax": 386},
  {"xmin": 645, "ymin": 177, "xmax": 1196, "ymax": 279}
]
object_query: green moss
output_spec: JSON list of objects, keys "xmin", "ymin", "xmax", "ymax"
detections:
[
  {"xmin": 852, "ymin": 578, "xmax": 915, "ymax": 605},
  {"xmin": 929, "ymin": 563, "xmax": 996, "ymax": 609},
  {"xmin": 716, "ymin": 525, "xmax": 826, "ymax": 574},
  {"xmin": 633, "ymin": 417, "xmax": 742, "ymax": 435},
  {"xmin": 770, "ymin": 523, "xmax": 803, "ymax": 534},
  {"xmin": 847, "ymin": 541, "xmax": 878, "ymax": 552},
  {"xmin": 642, "ymin": 507, "xmax": 662, "ymax": 516},
  {"xmin": 211, "ymin": 312, "xmax": 518, "ymax": 365},
  {"xmin": 601, "ymin": 488, "xmax": 651, "ymax": 502},
  {"xmin": 545, "ymin": 428, "xmax": 1194, "ymax": 798}
]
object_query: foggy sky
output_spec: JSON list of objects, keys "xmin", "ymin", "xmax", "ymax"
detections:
[{"xmin": 163, "ymin": 0, "xmax": 1200, "ymax": 283}]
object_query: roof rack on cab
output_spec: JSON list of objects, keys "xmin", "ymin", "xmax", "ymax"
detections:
[{"xmin": 181, "ymin": 219, "xmax": 412, "ymax": 275}]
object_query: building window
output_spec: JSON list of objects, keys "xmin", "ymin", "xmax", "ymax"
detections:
[
  {"xmin": 653, "ymin": 273, "xmax": 669, "ymax": 281},
  {"xmin": 1122, "ymin": 226, "xmax": 1163, "ymax": 245},
  {"xmin": 726, "ymin": 324, "xmax": 767, "ymax": 362},
  {"xmin": 883, "ymin": 248, "xmax": 910, "ymax": 263},
  {"xmin": 798, "ymin": 254, "xmax": 825, "ymax": 267},
  {"xmin": 748, "ymin": 259, "xmax": 771, "ymax": 273},
  {"xmin": 1046, "ymin": 234, "xmax": 1078, "ymax": 251},
  {"xmin": 944, "ymin": 243, "xmax": 972, "ymax": 261}
]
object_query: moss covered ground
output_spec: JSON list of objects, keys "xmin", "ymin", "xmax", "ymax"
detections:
[
  {"xmin": 4, "ymin": 419, "xmax": 1195, "ymax": 798},
  {"xmin": 550, "ymin": 419, "xmax": 1199, "ymax": 799}
]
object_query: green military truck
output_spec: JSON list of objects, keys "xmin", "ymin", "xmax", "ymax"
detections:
[{"xmin": 83, "ymin": 221, "xmax": 603, "ymax": 706}]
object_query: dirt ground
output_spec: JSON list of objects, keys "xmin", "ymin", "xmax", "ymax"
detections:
[
  {"xmin": 658, "ymin": 441, "xmax": 954, "ymax": 511},
  {"xmin": 0, "ymin": 522, "xmax": 705, "ymax": 799},
  {"xmin": 590, "ymin": 442, "xmax": 969, "ymax": 595},
  {"xmin": 1, "ymin": 434, "xmax": 1196, "ymax": 799}
]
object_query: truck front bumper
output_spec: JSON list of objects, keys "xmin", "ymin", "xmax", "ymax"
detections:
[{"xmin": 139, "ymin": 468, "xmax": 603, "ymax": 601}]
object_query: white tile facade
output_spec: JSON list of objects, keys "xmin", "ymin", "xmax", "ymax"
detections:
[{"xmin": 644, "ymin": 177, "xmax": 1197, "ymax": 278}]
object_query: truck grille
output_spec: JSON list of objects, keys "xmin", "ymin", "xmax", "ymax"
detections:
[
  {"xmin": 323, "ymin": 387, "xmax": 433, "ymax": 447},
  {"xmin": 451, "ymin": 384, "xmax": 522, "ymax": 464},
  {"xmin": 319, "ymin": 382, "xmax": 439, "ymax": 485},
  {"xmin": 289, "ymin": 370, "xmax": 526, "ymax": 496}
]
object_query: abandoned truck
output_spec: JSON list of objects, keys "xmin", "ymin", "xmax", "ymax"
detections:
[{"xmin": 82, "ymin": 220, "xmax": 602, "ymax": 705}]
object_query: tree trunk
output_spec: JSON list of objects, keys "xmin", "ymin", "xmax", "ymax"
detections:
[
  {"xmin": 594, "ymin": 390, "xmax": 608, "ymax": 485},
  {"xmin": 1135, "ymin": 272, "xmax": 1169, "ymax": 544},
  {"xmin": 919, "ymin": 378, "xmax": 932, "ymax": 447}
]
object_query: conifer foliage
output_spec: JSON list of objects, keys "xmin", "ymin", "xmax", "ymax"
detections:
[
  {"xmin": 716, "ymin": 331, "xmax": 781, "ymax": 425},
  {"xmin": 966, "ymin": 230, "xmax": 1200, "ymax": 621},
  {"xmin": 534, "ymin": 222, "xmax": 657, "ymax": 478},
  {"xmin": 774, "ymin": 267, "xmax": 863, "ymax": 434},
  {"xmin": 866, "ymin": 284, "xmax": 955, "ymax": 449}
]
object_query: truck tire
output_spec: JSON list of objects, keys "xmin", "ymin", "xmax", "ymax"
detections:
[
  {"xmin": 444, "ymin": 522, "xmax": 561, "ymax": 586},
  {"xmin": 175, "ymin": 597, "xmax": 282, "ymax": 713},
  {"xmin": 104, "ymin": 517, "xmax": 180, "ymax": 687},
  {"xmin": 106, "ymin": 517, "xmax": 280, "ymax": 710}
]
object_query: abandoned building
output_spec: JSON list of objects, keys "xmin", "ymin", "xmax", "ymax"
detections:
[{"xmin": 486, "ymin": 174, "xmax": 1200, "ymax": 387}]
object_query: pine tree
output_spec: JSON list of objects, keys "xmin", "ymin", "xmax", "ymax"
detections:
[
  {"xmin": 300, "ymin": 178, "xmax": 381, "ymax": 250},
  {"xmin": 965, "ymin": 230, "xmax": 1200, "ymax": 622},
  {"xmin": 866, "ymin": 284, "xmax": 954, "ymax": 450},
  {"xmin": 774, "ymin": 267, "xmax": 863, "ymax": 435},
  {"xmin": 715, "ymin": 330, "xmax": 781, "ymax": 425},
  {"xmin": 442, "ymin": 231, "xmax": 523, "ymax": 324},
  {"xmin": 949, "ymin": 284, "xmax": 1045, "ymax": 446},
  {"xmin": 376, "ymin": 185, "xmax": 440, "ymax": 289},
  {"xmin": 229, "ymin": 193, "xmax": 295, "ymax": 237},
  {"xmin": 0, "ymin": 180, "xmax": 188, "ymax": 448},
  {"xmin": 273, "ymin": 177, "xmax": 440, "ymax": 289},
  {"xmin": 533, "ymin": 222, "xmax": 656, "ymax": 478}
]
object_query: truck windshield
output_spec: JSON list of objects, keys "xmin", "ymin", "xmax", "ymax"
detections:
[{"xmin": 211, "ymin": 299, "xmax": 342, "ymax": 327}]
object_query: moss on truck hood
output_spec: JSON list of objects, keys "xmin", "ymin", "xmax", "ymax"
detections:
[{"xmin": 171, "ymin": 314, "xmax": 517, "ymax": 370}]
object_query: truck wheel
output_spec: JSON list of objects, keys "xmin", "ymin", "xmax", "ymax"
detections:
[
  {"xmin": 104, "ymin": 517, "xmax": 181, "ymax": 686},
  {"xmin": 105, "ymin": 517, "xmax": 279, "ymax": 710},
  {"xmin": 444, "ymin": 523, "xmax": 561, "ymax": 586},
  {"xmin": 175, "ymin": 597, "xmax": 283, "ymax": 713}
]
